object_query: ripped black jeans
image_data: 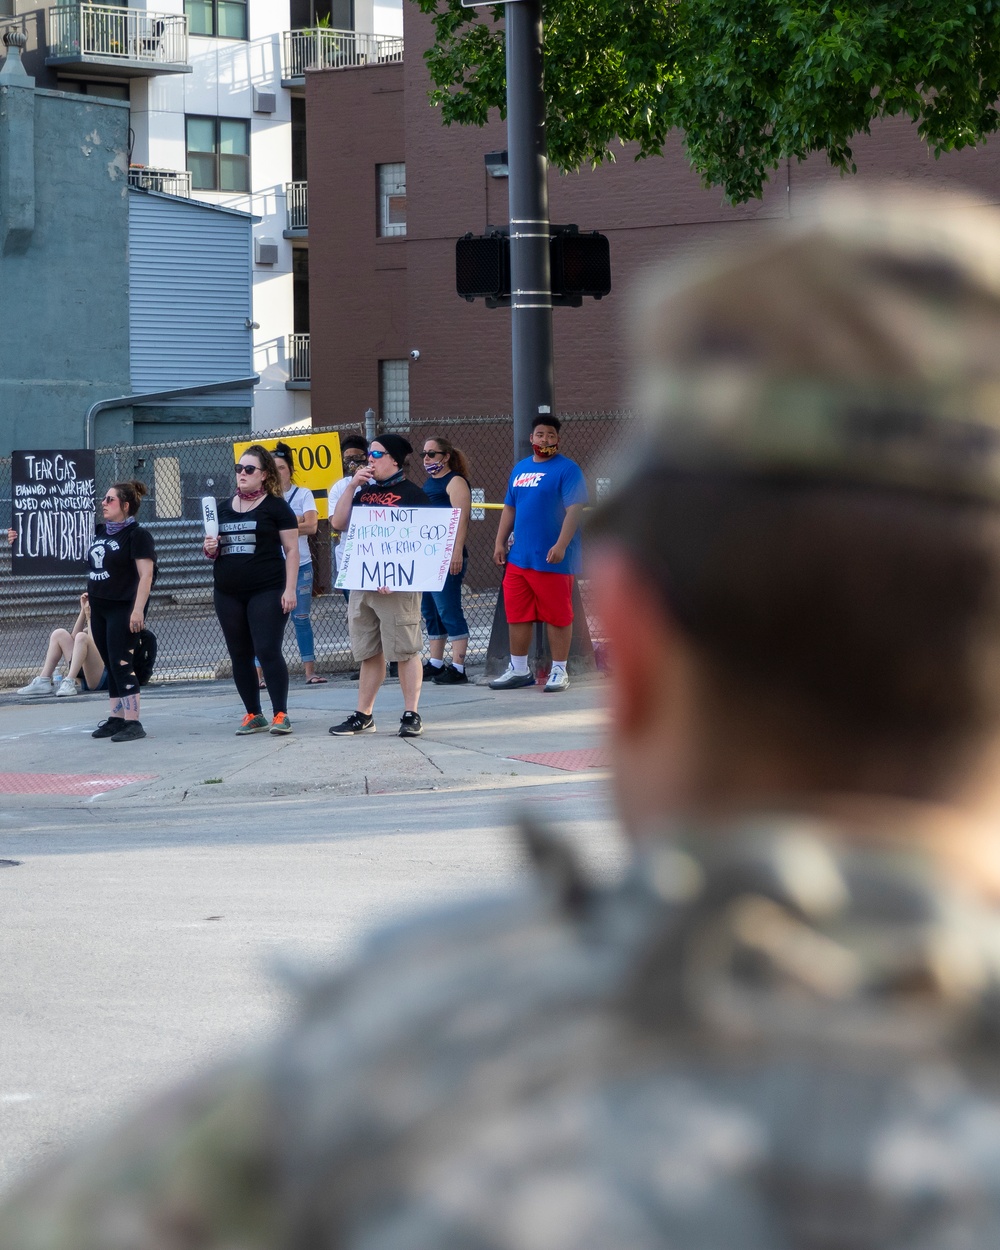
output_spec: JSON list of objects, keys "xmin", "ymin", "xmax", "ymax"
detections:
[{"xmin": 89, "ymin": 598, "xmax": 140, "ymax": 701}]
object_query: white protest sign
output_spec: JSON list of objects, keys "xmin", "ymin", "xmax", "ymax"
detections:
[
  {"xmin": 201, "ymin": 496, "xmax": 219, "ymax": 538},
  {"xmin": 335, "ymin": 506, "xmax": 461, "ymax": 592}
]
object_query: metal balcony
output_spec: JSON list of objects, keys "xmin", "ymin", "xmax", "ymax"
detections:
[
  {"xmin": 284, "ymin": 181, "xmax": 308, "ymax": 237},
  {"xmin": 47, "ymin": 5, "xmax": 191, "ymax": 77},
  {"xmin": 128, "ymin": 166, "xmax": 192, "ymax": 197},
  {"xmin": 281, "ymin": 28, "xmax": 403, "ymax": 89},
  {"xmin": 286, "ymin": 333, "xmax": 310, "ymax": 389}
]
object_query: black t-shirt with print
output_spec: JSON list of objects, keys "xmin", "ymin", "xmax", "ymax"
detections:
[
  {"xmin": 213, "ymin": 494, "xmax": 298, "ymax": 596},
  {"xmin": 354, "ymin": 473, "xmax": 431, "ymax": 511},
  {"xmin": 87, "ymin": 523, "xmax": 156, "ymax": 602}
]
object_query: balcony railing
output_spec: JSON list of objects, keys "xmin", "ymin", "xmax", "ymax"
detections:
[
  {"xmin": 289, "ymin": 334, "xmax": 310, "ymax": 382},
  {"xmin": 285, "ymin": 181, "xmax": 308, "ymax": 232},
  {"xmin": 129, "ymin": 166, "xmax": 192, "ymax": 197},
  {"xmin": 48, "ymin": 4, "xmax": 189, "ymax": 71},
  {"xmin": 281, "ymin": 28, "xmax": 403, "ymax": 81}
]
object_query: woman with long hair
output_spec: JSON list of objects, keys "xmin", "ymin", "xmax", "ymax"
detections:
[
  {"xmin": 87, "ymin": 480, "xmax": 156, "ymax": 741},
  {"xmin": 420, "ymin": 436, "xmax": 472, "ymax": 684},
  {"xmin": 270, "ymin": 442, "xmax": 324, "ymax": 683},
  {"xmin": 204, "ymin": 445, "xmax": 299, "ymax": 735}
]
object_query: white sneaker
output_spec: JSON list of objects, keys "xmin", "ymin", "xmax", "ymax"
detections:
[
  {"xmin": 544, "ymin": 667, "xmax": 570, "ymax": 692},
  {"xmin": 18, "ymin": 675, "xmax": 54, "ymax": 696},
  {"xmin": 488, "ymin": 665, "xmax": 535, "ymax": 690},
  {"xmin": 56, "ymin": 677, "xmax": 80, "ymax": 697}
]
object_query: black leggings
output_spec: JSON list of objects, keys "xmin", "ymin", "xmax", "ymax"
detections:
[
  {"xmin": 214, "ymin": 586, "xmax": 289, "ymax": 716},
  {"xmin": 90, "ymin": 598, "xmax": 139, "ymax": 702}
]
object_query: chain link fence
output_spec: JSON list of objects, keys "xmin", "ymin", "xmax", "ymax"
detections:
[{"xmin": 0, "ymin": 411, "xmax": 631, "ymax": 689}]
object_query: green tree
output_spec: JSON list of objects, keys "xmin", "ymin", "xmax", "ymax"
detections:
[{"xmin": 413, "ymin": 1, "xmax": 1000, "ymax": 203}]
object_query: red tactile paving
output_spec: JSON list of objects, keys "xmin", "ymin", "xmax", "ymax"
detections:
[
  {"xmin": 0, "ymin": 772, "xmax": 157, "ymax": 797},
  {"xmin": 509, "ymin": 748, "xmax": 609, "ymax": 772}
]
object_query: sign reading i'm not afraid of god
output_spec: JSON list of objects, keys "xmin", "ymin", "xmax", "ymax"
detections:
[
  {"xmin": 336, "ymin": 506, "xmax": 460, "ymax": 592},
  {"xmin": 11, "ymin": 450, "xmax": 96, "ymax": 576}
]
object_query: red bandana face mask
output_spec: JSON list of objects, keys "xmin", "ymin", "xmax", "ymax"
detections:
[{"xmin": 531, "ymin": 442, "xmax": 558, "ymax": 459}]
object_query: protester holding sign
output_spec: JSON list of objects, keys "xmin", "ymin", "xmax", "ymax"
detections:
[
  {"xmin": 421, "ymin": 437, "xmax": 472, "ymax": 685},
  {"xmin": 87, "ymin": 481, "xmax": 156, "ymax": 742},
  {"xmin": 328, "ymin": 435, "xmax": 430, "ymax": 738},
  {"xmin": 203, "ymin": 445, "xmax": 299, "ymax": 737}
]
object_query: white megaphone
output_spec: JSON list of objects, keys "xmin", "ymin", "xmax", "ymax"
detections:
[{"xmin": 201, "ymin": 496, "xmax": 219, "ymax": 539}]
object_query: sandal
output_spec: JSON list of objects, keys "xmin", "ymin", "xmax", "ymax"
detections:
[{"xmin": 305, "ymin": 675, "xmax": 328, "ymax": 684}]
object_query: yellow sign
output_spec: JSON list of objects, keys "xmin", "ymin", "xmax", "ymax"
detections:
[{"xmin": 232, "ymin": 432, "xmax": 344, "ymax": 519}]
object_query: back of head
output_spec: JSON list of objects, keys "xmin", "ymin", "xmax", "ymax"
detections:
[{"xmin": 594, "ymin": 189, "xmax": 1000, "ymax": 800}]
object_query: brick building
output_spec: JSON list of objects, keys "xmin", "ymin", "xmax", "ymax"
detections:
[{"xmin": 306, "ymin": 3, "xmax": 1000, "ymax": 430}]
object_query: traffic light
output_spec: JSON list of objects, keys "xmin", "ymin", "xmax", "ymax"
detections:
[
  {"xmin": 456, "ymin": 225, "xmax": 610, "ymax": 306},
  {"xmin": 456, "ymin": 232, "xmax": 510, "ymax": 302},
  {"xmin": 551, "ymin": 229, "xmax": 611, "ymax": 302}
]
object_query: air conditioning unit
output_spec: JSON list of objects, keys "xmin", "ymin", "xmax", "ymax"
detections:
[
  {"xmin": 255, "ymin": 238, "xmax": 279, "ymax": 265},
  {"xmin": 253, "ymin": 88, "xmax": 276, "ymax": 114}
]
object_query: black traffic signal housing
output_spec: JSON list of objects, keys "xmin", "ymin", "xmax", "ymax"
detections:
[{"xmin": 456, "ymin": 224, "xmax": 611, "ymax": 307}]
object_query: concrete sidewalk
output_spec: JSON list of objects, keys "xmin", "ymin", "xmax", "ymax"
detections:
[{"xmin": 0, "ymin": 670, "xmax": 610, "ymax": 809}]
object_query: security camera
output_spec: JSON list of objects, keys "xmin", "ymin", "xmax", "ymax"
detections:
[{"xmin": 409, "ymin": 349, "xmax": 421, "ymax": 361}]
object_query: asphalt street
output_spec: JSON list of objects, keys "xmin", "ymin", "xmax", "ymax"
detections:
[{"xmin": 0, "ymin": 672, "xmax": 626, "ymax": 1195}]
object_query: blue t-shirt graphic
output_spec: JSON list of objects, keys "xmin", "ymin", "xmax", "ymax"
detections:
[{"xmin": 504, "ymin": 454, "xmax": 588, "ymax": 575}]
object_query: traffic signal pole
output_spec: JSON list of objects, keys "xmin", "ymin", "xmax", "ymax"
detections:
[{"xmin": 505, "ymin": 0, "xmax": 553, "ymax": 462}]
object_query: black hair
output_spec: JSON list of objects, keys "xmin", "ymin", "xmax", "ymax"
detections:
[{"xmin": 532, "ymin": 416, "xmax": 562, "ymax": 435}]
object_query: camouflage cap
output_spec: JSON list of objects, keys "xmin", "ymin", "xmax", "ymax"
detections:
[{"xmin": 621, "ymin": 187, "xmax": 1000, "ymax": 504}]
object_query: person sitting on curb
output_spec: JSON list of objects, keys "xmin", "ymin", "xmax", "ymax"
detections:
[
  {"xmin": 489, "ymin": 417, "xmax": 588, "ymax": 692},
  {"xmin": 328, "ymin": 435, "xmax": 431, "ymax": 738},
  {"xmin": 17, "ymin": 592, "xmax": 108, "ymax": 698}
]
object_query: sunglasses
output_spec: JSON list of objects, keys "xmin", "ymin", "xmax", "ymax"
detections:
[
  {"xmin": 236, "ymin": 463, "xmax": 261, "ymax": 475},
  {"xmin": 368, "ymin": 450, "xmax": 390, "ymax": 460},
  {"xmin": 344, "ymin": 456, "xmax": 367, "ymax": 466},
  {"xmin": 423, "ymin": 451, "xmax": 445, "ymax": 460},
  {"xmin": 101, "ymin": 495, "xmax": 118, "ymax": 504}
]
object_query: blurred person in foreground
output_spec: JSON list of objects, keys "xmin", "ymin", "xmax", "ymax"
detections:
[{"xmin": 11, "ymin": 188, "xmax": 1000, "ymax": 1247}]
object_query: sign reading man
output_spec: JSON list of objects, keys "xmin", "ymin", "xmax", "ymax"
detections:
[
  {"xmin": 10, "ymin": 449, "xmax": 96, "ymax": 576},
  {"xmin": 336, "ymin": 506, "xmax": 461, "ymax": 592}
]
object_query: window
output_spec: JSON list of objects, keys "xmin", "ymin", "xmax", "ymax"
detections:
[
  {"xmin": 186, "ymin": 117, "xmax": 249, "ymax": 192},
  {"xmin": 377, "ymin": 163, "xmax": 405, "ymax": 237},
  {"xmin": 59, "ymin": 79, "xmax": 130, "ymax": 101},
  {"xmin": 379, "ymin": 360, "xmax": 409, "ymax": 430},
  {"xmin": 184, "ymin": 0, "xmax": 247, "ymax": 39}
]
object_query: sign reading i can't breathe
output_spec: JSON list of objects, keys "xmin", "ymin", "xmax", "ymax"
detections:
[
  {"xmin": 10, "ymin": 449, "xmax": 96, "ymax": 575},
  {"xmin": 336, "ymin": 506, "xmax": 461, "ymax": 592}
]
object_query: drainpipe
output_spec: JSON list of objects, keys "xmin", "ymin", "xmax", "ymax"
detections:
[{"xmin": 85, "ymin": 376, "xmax": 260, "ymax": 449}]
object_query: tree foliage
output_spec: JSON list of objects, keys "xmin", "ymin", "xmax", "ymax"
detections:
[{"xmin": 412, "ymin": 0, "xmax": 1000, "ymax": 203}]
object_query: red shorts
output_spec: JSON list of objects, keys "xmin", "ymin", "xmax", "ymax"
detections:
[{"xmin": 503, "ymin": 563, "xmax": 574, "ymax": 628}]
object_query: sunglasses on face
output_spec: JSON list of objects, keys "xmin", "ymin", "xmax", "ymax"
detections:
[
  {"xmin": 368, "ymin": 450, "xmax": 389, "ymax": 460},
  {"xmin": 423, "ymin": 451, "xmax": 445, "ymax": 460},
  {"xmin": 102, "ymin": 495, "xmax": 118, "ymax": 504},
  {"xmin": 344, "ymin": 456, "xmax": 367, "ymax": 466},
  {"xmin": 236, "ymin": 464, "xmax": 261, "ymax": 475}
]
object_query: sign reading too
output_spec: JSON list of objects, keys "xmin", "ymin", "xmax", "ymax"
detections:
[{"xmin": 232, "ymin": 432, "xmax": 344, "ymax": 519}]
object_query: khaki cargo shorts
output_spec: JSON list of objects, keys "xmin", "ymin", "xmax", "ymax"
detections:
[{"xmin": 348, "ymin": 590, "xmax": 423, "ymax": 663}]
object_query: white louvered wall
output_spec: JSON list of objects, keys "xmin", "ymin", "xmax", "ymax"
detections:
[{"xmin": 129, "ymin": 189, "xmax": 254, "ymax": 406}]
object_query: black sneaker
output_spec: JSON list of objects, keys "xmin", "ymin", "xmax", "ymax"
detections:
[
  {"xmin": 422, "ymin": 661, "xmax": 443, "ymax": 681},
  {"xmin": 111, "ymin": 720, "xmax": 146, "ymax": 742},
  {"xmin": 398, "ymin": 711, "xmax": 423, "ymax": 737},
  {"xmin": 329, "ymin": 711, "xmax": 376, "ymax": 736},
  {"xmin": 92, "ymin": 716, "xmax": 126, "ymax": 739},
  {"xmin": 433, "ymin": 664, "xmax": 469, "ymax": 685}
]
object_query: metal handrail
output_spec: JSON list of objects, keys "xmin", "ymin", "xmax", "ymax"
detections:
[
  {"xmin": 281, "ymin": 28, "xmax": 403, "ymax": 78},
  {"xmin": 288, "ymin": 333, "xmax": 310, "ymax": 381},
  {"xmin": 48, "ymin": 4, "xmax": 188, "ymax": 65},
  {"xmin": 129, "ymin": 167, "xmax": 192, "ymax": 197},
  {"xmin": 285, "ymin": 181, "xmax": 308, "ymax": 231}
]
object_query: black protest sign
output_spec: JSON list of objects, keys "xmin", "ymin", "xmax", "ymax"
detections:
[{"xmin": 11, "ymin": 450, "xmax": 96, "ymax": 575}]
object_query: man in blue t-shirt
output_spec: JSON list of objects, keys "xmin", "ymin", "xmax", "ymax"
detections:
[{"xmin": 490, "ymin": 417, "xmax": 588, "ymax": 692}]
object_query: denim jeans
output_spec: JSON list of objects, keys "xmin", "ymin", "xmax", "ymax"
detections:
[
  {"xmin": 421, "ymin": 555, "xmax": 469, "ymax": 640},
  {"xmin": 291, "ymin": 561, "xmax": 315, "ymax": 663}
]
